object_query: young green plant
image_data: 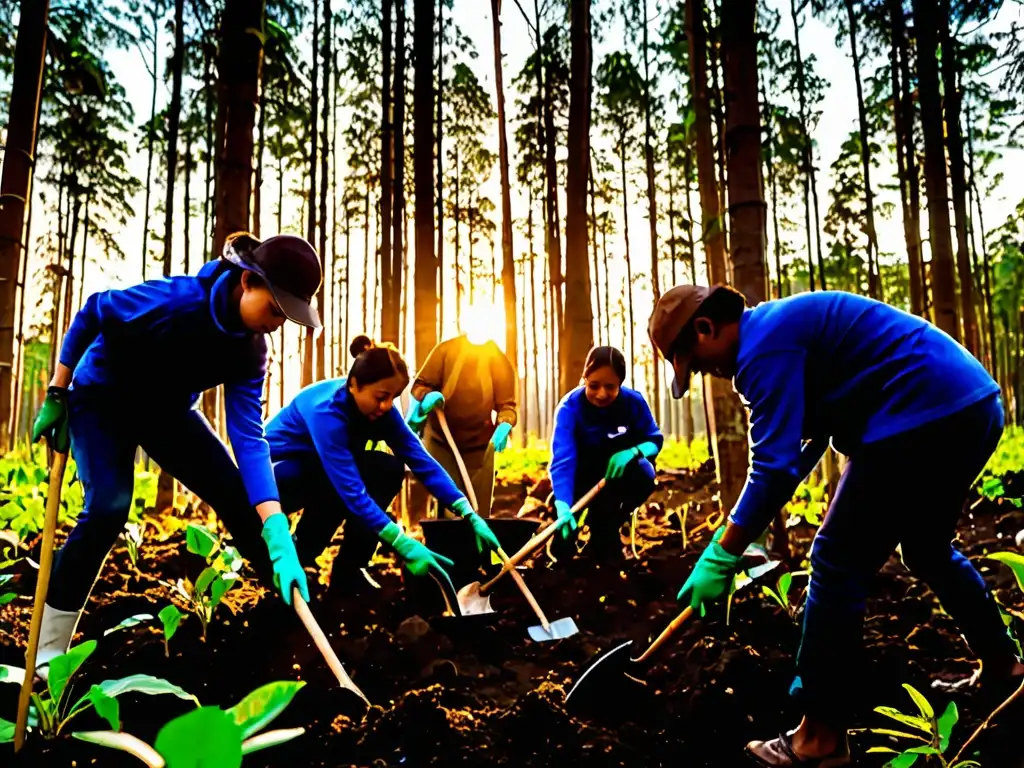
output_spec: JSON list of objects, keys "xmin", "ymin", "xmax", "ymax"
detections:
[
  {"xmin": 164, "ymin": 524, "xmax": 242, "ymax": 642},
  {"xmin": 865, "ymin": 683, "xmax": 977, "ymax": 768}
]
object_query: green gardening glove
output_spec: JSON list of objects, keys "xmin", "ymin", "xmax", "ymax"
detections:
[
  {"xmin": 676, "ymin": 526, "xmax": 743, "ymax": 616},
  {"xmin": 605, "ymin": 446, "xmax": 640, "ymax": 480},
  {"xmin": 261, "ymin": 513, "xmax": 309, "ymax": 607},
  {"xmin": 32, "ymin": 386, "xmax": 70, "ymax": 454},
  {"xmin": 380, "ymin": 521, "xmax": 456, "ymax": 582},
  {"xmin": 451, "ymin": 497, "xmax": 502, "ymax": 554},
  {"xmin": 490, "ymin": 422, "xmax": 512, "ymax": 453},
  {"xmin": 553, "ymin": 500, "xmax": 576, "ymax": 540}
]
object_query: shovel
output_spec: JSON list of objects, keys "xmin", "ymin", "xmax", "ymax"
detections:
[
  {"xmin": 564, "ymin": 559, "xmax": 782, "ymax": 709},
  {"xmin": 292, "ymin": 588, "xmax": 371, "ymax": 708},
  {"xmin": 435, "ymin": 410, "xmax": 578, "ymax": 642},
  {"xmin": 456, "ymin": 479, "xmax": 606, "ymax": 616}
]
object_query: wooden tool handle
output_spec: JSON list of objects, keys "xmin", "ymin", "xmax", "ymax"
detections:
[
  {"xmin": 496, "ymin": 547, "xmax": 551, "ymax": 630},
  {"xmin": 293, "ymin": 590, "xmax": 369, "ymax": 705},
  {"xmin": 631, "ymin": 606, "xmax": 694, "ymax": 664},
  {"xmin": 480, "ymin": 479, "xmax": 606, "ymax": 595},
  {"xmin": 15, "ymin": 451, "xmax": 68, "ymax": 752}
]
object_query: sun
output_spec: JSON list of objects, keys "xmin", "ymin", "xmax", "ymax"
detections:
[{"xmin": 463, "ymin": 300, "xmax": 506, "ymax": 349}]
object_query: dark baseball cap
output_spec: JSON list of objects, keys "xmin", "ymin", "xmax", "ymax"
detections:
[
  {"xmin": 234, "ymin": 235, "xmax": 323, "ymax": 329},
  {"xmin": 648, "ymin": 284, "xmax": 723, "ymax": 398}
]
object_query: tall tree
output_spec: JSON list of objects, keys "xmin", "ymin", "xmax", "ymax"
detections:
[
  {"xmin": 162, "ymin": 0, "xmax": 185, "ymax": 276},
  {"xmin": 414, "ymin": 0, "xmax": 436, "ymax": 364},
  {"xmin": 317, "ymin": 0, "xmax": 332, "ymax": 380},
  {"xmin": 380, "ymin": 0, "xmax": 396, "ymax": 342},
  {"xmin": 391, "ymin": 0, "xmax": 406, "ymax": 348}
]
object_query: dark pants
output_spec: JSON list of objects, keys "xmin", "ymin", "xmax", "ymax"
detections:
[
  {"xmin": 790, "ymin": 392, "xmax": 1018, "ymax": 722},
  {"xmin": 276, "ymin": 448, "xmax": 406, "ymax": 574},
  {"xmin": 48, "ymin": 388, "xmax": 273, "ymax": 612},
  {"xmin": 553, "ymin": 456, "xmax": 656, "ymax": 559}
]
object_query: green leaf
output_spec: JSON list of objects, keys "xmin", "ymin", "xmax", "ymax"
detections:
[
  {"xmin": 227, "ymin": 681, "xmax": 305, "ymax": 740},
  {"xmin": 159, "ymin": 605, "xmax": 184, "ymax": 642},
  {"xmin": 48, "ymin": 640, "xmax": 97, "ymax": 703},
  {"xmin": 0, "ymin": 592, "xmax": 16, "ymax": 605},
  {"xmin": 103, "ymin": 613, "xmax": 154, "ymax": 636},
  {"xmin": 87, "ymin": 685, "xmax": 121, "ymax": 731},
  {"xmin": 985, "ymin": 551, "xmax": 1024, "ymax": 592},
  {"xmin": 886, "ymin": 754, "xmax": 920, "ymax": 768},
  {"xmin": 154, "ymin": 706, "xmax": 243, "ymax": 768},
  {"xmin": 97, "ymin": 674, "xmax": 198, "ymax": 706},
  {"xmin": 186, "ymin": 524, "xmax": 218, "ymax": 559},
  {"xmin": 195, "ymin": 566, "xmax": 219, "ymax": 595},
  {"xmin": 210, "ymin": 575, "xmax": 235, "ymax": 609},
  {"xmin": 72, "ymin": 730, "xmax": 166, "ymax": 765},
  {"xmin": 0, "ymin": 717, "xmax": 13, "ymax": 743},
  {"xmin": 873, "ymin": 707, "xmax": 932, "ymax": 733},
  {"xmin": 869, "ymin": 728, "xmax": 929, "ymax": 741},
  {"xmin": 937, "ymin": 700, "xmax": 959, "ymax": 752},
  {"xmin": 981, "ymin": 476, "xmax": 1005, "ymax": 498},
  {"xmin": 241, "ymin": 727, "xmax": 305, "ymax": 755},
  {"xmin": 867, "ymin": 747, "xmax": 901, "ymax": 753},
  {"xmin": 778, "ymin": 571, "xmax": 793, "ymax": 602},
  {"xmin": 902, "ymin": 684, "xmax": 934, "ymax": 720},
  {"xmin": 904, "ymin": 745, "xmax": 941, "ymax": 755}
]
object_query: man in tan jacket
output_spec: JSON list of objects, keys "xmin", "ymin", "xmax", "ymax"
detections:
[{"xmin": 406, "ymin": 333, "xmax": 518, "ymax": 516}]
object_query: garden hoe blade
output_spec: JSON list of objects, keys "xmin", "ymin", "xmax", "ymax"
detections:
[
  {"xmin": 455, "ymin": 581, "xmax": 495, "ymax": 616},
  {"xmin": 527, "ymin": 616, "xmax": 579, "ymax": 642},
  {"xmin": 564, "ymin": 640, "xmax": 635, "ymax": 706}
]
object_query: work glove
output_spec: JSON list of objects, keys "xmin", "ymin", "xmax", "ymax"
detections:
[
  {"xmin": 553, "ymin": 499, "xmax": 576, "ymax": 539},
  {"xmin": 452, "ymin": 497, "xmax": 502, "ymax": 554},
  {"xmin": 379, "ymin": 521, "xmax": 455, "ymax": 582},
  {"xmin": 261, "ymin": 513, "xmax": 309, "ymax": 607},
  {"xmin": 490, "ymin": 422, "xmax": 513, "ymax": 453},
  {"xmin": 32, "ymin": 386, "xmax": 71, "ymax": 454},
  {"xmin": 605, "ymin": 446, "xmax": 640, "ymax": 480},
  {"xmin": 676, "ymin": 526, "xmax": 743, "ymax": 616}
]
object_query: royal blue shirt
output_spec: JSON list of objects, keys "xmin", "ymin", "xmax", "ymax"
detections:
[
  {"xmin": 729, "ymin": 291, "xmax": 1000, "ymax": 533},
  {"xmin": 548, "ymin": 385, "xmax": 664, "ymax": 505},
  {"xmin": 265, "ymin": 378, "xmax": 467, "ymax": 534},
  {"xmin": 60, "ymin": 260, "xmax": 278, "ymax": 507}
]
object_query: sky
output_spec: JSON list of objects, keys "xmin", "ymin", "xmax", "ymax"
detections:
[{"xmin": 8, "ymin": 0, "xmax": 1024, "ymax": 410}]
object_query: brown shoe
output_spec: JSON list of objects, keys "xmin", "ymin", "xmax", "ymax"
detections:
[{"xmin": 745, "ymin": 731, "xmax": 851, "ymax": 767}]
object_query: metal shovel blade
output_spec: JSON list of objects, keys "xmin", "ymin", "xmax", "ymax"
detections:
[
  {"xmin": 527, "ymin": 616, "xmax": 579, "ymax": 642},
  {"xmin": 564, "ymin": 640, "xmax": 634, "ymax": 705},
  {"xmin": 456, "ymin": 581, "xmax": 495, "ymax": 616}
]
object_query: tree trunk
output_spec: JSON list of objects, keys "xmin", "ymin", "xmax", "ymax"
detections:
[
  {"xmin": 142, "ymin": 8, "xmax": 159, "ymax": 279},
  {"xmin": 184, "ymin": 133, "xmax": 192, "ymax": 273},
  {"xmin": 620, "ymin": 140, "xmax": 634, "ymax": 375},
  {"xmin": 602, "ymin": 216, "xmax": 610, "ymax": 343},
  {"xmin": 203, "ymin": 46, "xmax": 215, "ymax": 262},
  {"xmin": 559, "ymin": 0, "xmax": 593, "ymax": 398},
  {"xmin": 163, "ymin": 0, "xmax": 186, "ymax": 276},
  {"xmin": 589, "ymin": 156, "xmax": 601, "ymax": 343},
  {"xmin": 363, "ymin": 186, "xmax": 370, "ymax": 331},
  {"xmin": 391, "ymin": 0, "xmax": 406, "ymax": 348},
  {"xmin": 762, "ymin": 81, "xmax": 782, "ymax": 298},
  {"xmin": 380, "ymin": 0, "xmax": 395, "ymax": 342},
  {"xmin": 708, "ymin": 2, "xmax": 728, "ymax": 263},
  {"xmin": 889, "ymin": 0, "xmax": 924, "ymax": 316},
  {"xmin": 528, "ymin": 185, "xmax": 540, "ymax": 435},
  {"xmin": 301, "ymin": 0, "xmax": 321, "ymax": 388},
  {"xmin": 789, "ymin": 0, "xmax": 817, "ymax": 291},
  {"xmin": 436, "ymin": 0, "xmax": 445, "ymax": 339},
  {"xmin": 317, "ymin": 0, "xmax": 332, "ymax": 381},
  {"xmin": 642, "ymin": 0, "xmax": 661, "ymax": 416},
  {"xmin": 414, "ymin": 0, "xmax": 437, "ymax": 365},
  {"xmin": 454, "ymin": 146, "xmax": 461, "ymax": 329},
  {"xmin": 0, "ymin": 0, "xmax": 48, "ymax": 452},
  {"xmin": 967, "ymin": 107, "xmax": 996, "ymax": 374},
  {"xmin": 492, "ymin": 0, "xmax": 519, "ymax": 370},
  {"xmin": 912, "ymin": 0, "xmax": 959, "ymax": 340},
  {"xmin": 78, "ymin": 197, "xmax": 90, "ymax": 310}
]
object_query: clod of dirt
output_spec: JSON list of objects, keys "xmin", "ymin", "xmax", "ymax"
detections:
[{"xmin": 397, "ymin": 615, "xmax": 432, "ymax": 646}]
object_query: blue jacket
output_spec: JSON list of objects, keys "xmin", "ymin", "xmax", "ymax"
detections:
[
  {"xmin": 729, "ymin": 291, "xmax": 1000, "ymax": 533},
  {"xmin": 548, "ymin": 385, "xmax": 664, "ymax": 505},
  {"xmin": 265, "ymin": 378, "xmax": 466, "ymax": 533},
  {"xmin": 59, "ymin": 260, "xmax": 277, "ymax": 506}
]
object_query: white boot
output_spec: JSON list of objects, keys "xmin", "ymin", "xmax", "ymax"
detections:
[{"xmin": 34, "ymin": 603, "xmax": 83, "ymax": 682}]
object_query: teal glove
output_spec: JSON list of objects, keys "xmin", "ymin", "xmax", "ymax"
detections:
[
  {"xmin": 32, "ymin": 386, "xmax": 70, "ymax": 454},
  {"xmin": 605, "ymin": 446, "xmax": 640, "ymax": 480},
  {"xmin": 261, "ymin": 513, "xmax": 309, "ymax": 607},
  {"xmin": 379, "ymin": 521, "xmax": 455, "ymax": 581},
  {"xmin": 676, "ymin": 526, "xmax": 743, "ymax": 616},
  {"xmin": 491, "ymin": 422, "xmax": 513, "ymax": 452},
  {"xmin": 421, "ymin": 391, "xmax": 445, "ymax": 414},
  {"xmin": 451, "ymin": 498, "xmax": 502, "ymax": 554},
  {"xmin": 553, "ymin": 499, "xmax": 576, "ymax": 540},
  {"xmin": 635, "ymin": 441, "xmax": 659, "ymax": 460}
]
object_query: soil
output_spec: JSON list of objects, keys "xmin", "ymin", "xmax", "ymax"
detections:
[{"xmin": 2, "ymin": 467, "xmax": 1023, "ymax": 767}]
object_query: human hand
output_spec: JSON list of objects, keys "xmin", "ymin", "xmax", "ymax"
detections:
[
  {"xmin": 491, "ymin": 422, "xmax": 512, "ymax": 453},
  {"xmin": 261, "ymin": 513, "xmax": 309, "ymax": 606},
  {"xmin": 675, "ymin": 527, "xmax": 742, "ymax": 616},
  {"xmin": 553, "ymin": 499, "xmax": 576, "ymax": 539},
  {"xmin": 32, "ymin": 386, "xmax": 71, "ymax": 454}
]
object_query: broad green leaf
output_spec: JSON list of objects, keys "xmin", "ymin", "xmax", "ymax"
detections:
[
  {"xmin": 904, "ymin": 745, "xmax": 941, "ymax": 755},
  {"xmin": 73, "ymin": 730, "xmax": 167, "ymax": 766},
  {"xmin": 104, "ymin": 613, "xmax": 154, "ymax": 636},
  {"xmin": 195, "ymin": 567, "xmax": 219, "ymax": 595},
  {"xmin": 902, "ymin": 684, "xmax": 934, "ymax": 719},
  {"xmin": 186, "ymin": 524, "xmax": 218, "ymax": 559},
  {"xmin": 937, "ymin": 700, "xmax": 959, "ymax": 752},
  {"xmin": 0, "ymin": 716, "xmax": 13, "ymax": 743},
  {"xmin": 87, "ymin": 685, "xmax": 121, "ymax": 731},
  {"xmin": 778, "ymin": 571, "xmax": 793, "ymax": 601},
  {"xmin": 869, "ymin": 728, "xmax": 929, "ymax": 741},
  {"xmin": 210, "ymin": 575, "xmax": 236, "ymax": 608},
  {"xmin": 867, "ymin": 747, "xmax": 901, "ymax": 753},
  {"xmin": 0, "ymin": 592, "xmax": 16, "ymax": 605},
  {"xmin": 886, "ymin": 754, "xmax": 919, "ymax": 768},
  {"xmin": 873, "ymin": 707, "xmax": 932, "ymax": 733},
  {"xmin": 227, "ymin": 681, "xmax": 305, "ymax": 740},
  {"xmin": 241, "ymin": 727, "xmax": 305, "ymax": 755},
  {"xmin": 160, "ymin": 605, "xmax": 184, "ymax": 642},
  {"xmin": 985, "ymin": 551, "xmax": 1024, "ymax": 592},
  {"xmin": 97, "ymin": 675, "xmax": 198, "ymax": 705},
  {"xmin": 154, "ymin": 706, "xmax": 243, "ymax": 768},
  {"xmin": 48, "ymin": 640, "xmax": 97, "ymax": 703},
  {"xmin": 981, "ymin": 476, "xmax": 1005, "ymax": 498}
]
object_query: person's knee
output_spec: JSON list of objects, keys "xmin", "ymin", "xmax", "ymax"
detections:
[
  {"xmin": 808, "ymin": 534, "xmax": 869, "ymax": 609},
  {"xmin": 77, "ymin": 486, "xmax": 134, "ymax": 537}
]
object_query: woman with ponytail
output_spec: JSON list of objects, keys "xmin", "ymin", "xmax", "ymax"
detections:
[
  {"xmin": 262, "ymin": 335, "xmax": 506, "ymax": 592},
  {"xmin": 547, "ymin": 345, "xmax": 664, "ymax": 560}
]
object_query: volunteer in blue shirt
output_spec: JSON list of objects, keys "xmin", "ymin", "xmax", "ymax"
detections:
[
  {"xmin": 264, "ymin": 335, "xmax": 505, "ymax": 593},
  {"xmin": 548, "ymin": 346, "xmax": 663, "ymax": 560},
  {"xmin": 30, "ymin": 233, "xmax": 321, "ymax": 679},
  {"xmin": 648, "ymin": 284, "xmax": 1024, "ymax": 768}
]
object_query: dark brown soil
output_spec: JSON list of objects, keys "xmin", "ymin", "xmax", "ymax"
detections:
[{"xmin": 2, "ymin": 469, "xmax": 1023, "ymax": 767}]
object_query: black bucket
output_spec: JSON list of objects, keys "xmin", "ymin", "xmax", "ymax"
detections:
[{"xmin": 419, "ymin": 517, "xmax": 542, "ymax": 584}]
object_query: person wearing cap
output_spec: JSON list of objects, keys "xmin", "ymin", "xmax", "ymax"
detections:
[
  {"xmin": 261, "ymin": 335, "xmax": 506, "ymax": 594},
  {"xmin": 547, "ymin": 345, "xmax": 663, "ymax": 560},
  {"xmin": 29, "ymin": 232, "xmax": 323, "ymax": 679},
  {"xmin": 647, "ymin": 284, "xmax": 1024, "ymax": 767}
]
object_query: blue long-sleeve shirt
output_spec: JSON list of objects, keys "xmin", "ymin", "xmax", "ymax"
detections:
[
  {"xmin": 265, "ymin": 378, "xmax": 467, "ymax": 534},
  {"xmin": 60, "ymin": 260, "xmax": 278, "ymax": 507},
  {"xmin": 548, "ymin": 385, "xmax": 664, "ymax": 505},
  {"xmin": 729, "ymin": 291, "xmax": 1000, "ymax": 533}
]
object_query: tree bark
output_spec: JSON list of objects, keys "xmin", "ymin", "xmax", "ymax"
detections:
[
  {"xmin": 142, "ymin": 7, "xmax": 159, "ymax": 280},
  {"xmin": 163, "ymin": 0, "xmax": 186, "ymax": 276},
  {"xmin": 436, "ymin": 0, "xmax": 445, "ymax": 338},
  {"xmin": 392, "ymin": 0, "xmax": 406, "ymax": 348},
  {"xmin": 912, "ymin": 0, "xmax": 959, "ymax": 340},
  {"xmin": 380, "ymin": 0, "xmax": 396, "ymax": 342},
  {"xmin": 415, "ymin": 0, "xmax": 437, "ymax": 364},
  {"xmin": 559, "ymin": 0, "xmax": 593, "ymax": 398},
  {"xmin": 0, "ymin": 0, "xmax": 48, "ymax": 452},
  {"xmin": 317, "ymin": 0, "xmax": 332, "ymax": 381},
  {"xmin": 641, "ymin": 0, "xmax": 661, "ymax": 416}
]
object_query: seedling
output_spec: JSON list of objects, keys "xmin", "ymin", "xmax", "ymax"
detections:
[
  {"xmin": 761, "ymin": 570, "xmax": 809, "ymax": 621},
  {"xmin": 123, "ymin": 522, "xmax": 145, "ymax": 570},
  {"xmin": 0, "ymin": 640, "xmax": 197, "ymax": 741},
  {"xmin": 72, "ymin": 680, "xmax": 307, "ymax": 767},
  {"xmin": 159, "ymin": 605, "xmax": 184, "ymax": 657},
  {"xmin": 863, "ymin": 683, "xmax": 977, "ymax": 768},
  {"xmin": 0, "ymin": 574, "xmax": 17, "ymax": 607},
  {"xmin": 162, "ymin": 524, "xmax": 243, "ymax": 642}
]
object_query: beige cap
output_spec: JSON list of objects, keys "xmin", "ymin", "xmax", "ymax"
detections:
[{"xmin": 648, "ymin": 284, "xmax": 723, "ymax": 398}]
